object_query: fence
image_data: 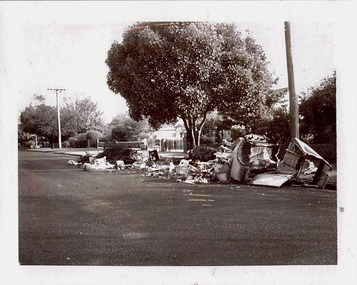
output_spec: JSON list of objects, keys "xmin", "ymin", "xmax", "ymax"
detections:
[{"xmin": 98, "ymin": 141, "xmax": 145, "ymax": 149}]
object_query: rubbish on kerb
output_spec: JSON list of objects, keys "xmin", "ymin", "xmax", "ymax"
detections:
[
  {"xmin": 215, "ymin": 164, "xmax": 230, "ymax": 183},
  {"xmin": 115, "ymin": 160, "xmax": 125, "ymax": 169},
  {"xmin": 67, "ymin": 159, "xmax": 79, "ymax": 166},
  {"xmin": 230, "ymin": 134, "xmax": 279, "ymax": 182},
  {"xmin": 83, "ymin": 156, "xmax": 116, "ymax": 171},
  {"xmin": 67, "ymin": 136, "xmax": 332, "ymax": 188},
  {"xmin": 250, "ymin": 138, "xmax": 332, "ymax": 189},
  {"xmin": 214, "ymin": 145, "xmax": 233, "ymax": 164}
]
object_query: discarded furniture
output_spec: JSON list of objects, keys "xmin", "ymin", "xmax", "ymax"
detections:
[
  {"xmin": 230, "ymin": 134, "xmax": 279, "ymax": 182},
  {"xmin": 250, "ymin": 138, "xmax": 332, "ymax": 189}
]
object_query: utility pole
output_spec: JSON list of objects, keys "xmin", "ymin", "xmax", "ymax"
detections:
[
  {"xmin": 48, "ymin": 88, "xmax": 65, "ymax": 149},
  {"xmin": 284, "ymin": 22, "xmax": 299, "ymax": 140}
]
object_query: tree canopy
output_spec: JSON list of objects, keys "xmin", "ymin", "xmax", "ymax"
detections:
[
  {"xmin": 20, "ymin": 104, "xmax": 59, "ymax": 143},
  {"xmin": 61, "ymin": 97, "xmax": 104, "ymax": 134},
  {"xmin": 20, "ymin": 96, "xmax": 104, "ymax": 144},
  {"xmin": 106, "ymin": 114, "xmax": 153, "ymax": 142},
  {"xmin": 106, "ymin": 22, "xmax": 277, "ymax": 147},
  {"xmin": 300, "ymin": 72, "xmax": 336, "ymax": 143}
]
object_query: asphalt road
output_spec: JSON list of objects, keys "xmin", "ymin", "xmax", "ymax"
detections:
[{"xmin": 18, "ymin": 151, "xmax": 337, "ymax": 266}]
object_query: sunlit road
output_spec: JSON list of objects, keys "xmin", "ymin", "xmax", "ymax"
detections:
[{"xmin": 18, "ymin": 151, "xmax": 337, "ymax": 265}]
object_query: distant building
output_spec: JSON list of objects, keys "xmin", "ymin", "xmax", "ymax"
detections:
[{"xmin": 151, "ymin": 123, "xmax": 186, "ymax": 152}]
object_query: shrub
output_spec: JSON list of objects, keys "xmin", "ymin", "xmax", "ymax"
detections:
[
  {"xmin": 200, "ymin": 135, "xmax": 216, "ymax": 146},
  {"xmin": 190, "ymin": 145, "xmax": 217, "ymax": 161},
  {"xmin": 100, "ymin": 142, "xmax": 136, "ymax": 164},
  {"xmin": 86, "ymin": 131, "xmax": 103, "ymax": 141},
  {"xmin": 21, "ymin": 139, "xmax": 36, "ymax": 148},
  {"xmin": 68, "ymin": 131, "xmax": 103, "ymax": 148}
]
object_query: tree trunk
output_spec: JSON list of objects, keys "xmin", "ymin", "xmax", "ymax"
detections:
[
  {"xmin": 190, "ymin": 127, "xmax": 203, "ymax": 148},
  {"xmin": 191, "ymin": 120, "xmax": 201, "ymax": 148},
  {"xmin": 182, "ymin": 118, "xmax": 194, "ymax": 150},
  {"xmin": 181, "ymin": 125, "xmax": 198, "ymax": 150},
  {"xmin": 197, "ymin": 120, "xmax": 206, "ymax": 147},
  {"xmin": 191, "ymin": 128, "xmax": 197, "ymax": 148},
  {"xmin": 186, "ymin": 131, "xmax": 193, "ymax": 150},
  {"xmin": 182, "ymin": 115, "xmax": 207, "ymax": 150}
]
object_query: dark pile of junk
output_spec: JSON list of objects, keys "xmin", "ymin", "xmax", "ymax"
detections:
[
  {"xmin": 232, "ymin": 135, "xmax": 332, "ymax": 189},
  {"xmin": 68, "ymin": 134, "xmax": 332, "ymax": 189}
]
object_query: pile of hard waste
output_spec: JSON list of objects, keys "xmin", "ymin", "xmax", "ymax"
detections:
[{"xmin": 68, "ymin": 134, "xmax": 332, "ymax": 189}]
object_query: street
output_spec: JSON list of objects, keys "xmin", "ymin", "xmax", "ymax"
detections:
[{"xmin": 18, "ymin": 151, "xmax": 337, "ymax": 266}]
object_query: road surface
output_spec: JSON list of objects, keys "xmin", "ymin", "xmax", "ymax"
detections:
[{"xmin": 18, "ymin": 151, "xmax": 337, "ymax": 265}]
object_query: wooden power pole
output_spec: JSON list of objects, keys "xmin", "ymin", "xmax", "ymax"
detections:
[
  {"xmin": 284, "ymin": 22, "xmax": 299, "ymax": 140},
  {"xmin": 48, "ymin": 88, "xmax": 65, "ymax": 149}
]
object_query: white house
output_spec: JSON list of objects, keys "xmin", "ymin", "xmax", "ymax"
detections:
[{"xmin": 151, "ymin": 123, "xmax": 186, "ymax": 152}]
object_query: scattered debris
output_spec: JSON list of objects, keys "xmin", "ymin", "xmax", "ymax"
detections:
[
  {"xmin": 230, "ymin": 134, "xmax": 279, "ymax": 182},
  {"xmin": 115, "ymin": 160, "xmax": 125, "ymax": 169},
  {"xmin": 214, "ymin": 145, "xmax": 234, "ymax": 164},
  {"xmin": 83, "ymin": 156, "xmax": 116, "ymax": 171},
  {"xmin": 67, "ymin": 159, "xmax": 79, "ymax": 166},
  {"xmin": 215, "ymin": 164, "xmax": 230, "ymax": 183},
  {"xmin": 67, "ymin": 136, "xmax": 332, "ymax": 188},
  {"xmin": 249, "ymin": 138, "xmax": 331, "ymax": 189}
]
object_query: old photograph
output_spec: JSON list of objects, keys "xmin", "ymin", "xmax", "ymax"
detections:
[{"xmin": 1, "ymin": 1, "xmax": 356, "ymax": 285}]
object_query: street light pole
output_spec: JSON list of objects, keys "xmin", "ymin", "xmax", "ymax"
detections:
[
  {"xmin": 48, "ymin": 88, "xmax": 65, "ymax": 149},
  {"xmin": 284, "ymin": 21, "xmax": 299, "ymax": 140}
]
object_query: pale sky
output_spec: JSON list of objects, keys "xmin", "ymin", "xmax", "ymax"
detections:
[{"xmin": 2, "ymin": 2, "xmax": 336, "ymax": 124}]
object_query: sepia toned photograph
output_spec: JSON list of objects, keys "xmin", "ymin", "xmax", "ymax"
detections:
[{"xmin": 1, "ymin": 1, "xmax": 356, "ymax": 284}]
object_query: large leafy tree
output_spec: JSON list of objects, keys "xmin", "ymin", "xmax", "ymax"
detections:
[
  {"xmin": 106, "ymin": 114, "xmax": 153, "ymax": 142},
  {"xmin": 20, "ymin": 104, "xmax": 59, "ymax": 143},
  {"xmin": 106, "ymin": 22, "xmax": 277, "ymax": 147},
  {"xmin": 62, "ymin": 97, "xmax": 104, "ymax": 134},
  {"xmin": 256, "ymin": 107, "xmax": 291, "ymax": 144},
  {"xmin": 20, "ymin": 96, "xmax": 104, "ymax": 144},
  {"xmin": 212, "ymin": 28, "xmax": 279, "ymax": 133},
  {"xmin": 200, "ymin": 111, "xmax": 236, "ymax": 144},
  {"xmin": 110, "ymin": 116, "xmax": 140, "ymax": 142},
  {"xmin": 300, "ymin": 72, "xmax": 336, "ymax": 143}
]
